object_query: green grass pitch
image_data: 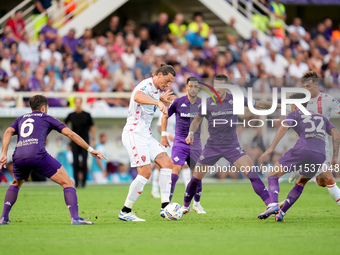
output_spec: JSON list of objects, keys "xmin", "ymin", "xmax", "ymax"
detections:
[{"xmin": 0, "ymin": 182, "xmax": 339, "ymax": 255}]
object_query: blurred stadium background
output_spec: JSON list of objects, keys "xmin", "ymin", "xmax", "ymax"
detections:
[{"xmin": 1, "ymin": 0, "xmax": 340, "ymax": 184}]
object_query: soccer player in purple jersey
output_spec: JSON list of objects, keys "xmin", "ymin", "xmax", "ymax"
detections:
[
  {"xmin": 0, "ymin": 95, "xmax": 106, "ymax": 225},
  {"xmin": 183, "ymin": 74, "xmax": 276, "ymax": 213},
  {"xmin": 258, "ymin": 93, "xmax": 340, "ymax": 222},
  {"xmin": 161, "ymin": 77, "xmax": 205, "ymax": 213}
]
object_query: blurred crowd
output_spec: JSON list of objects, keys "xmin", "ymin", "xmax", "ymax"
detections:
[{"xmin": 0, "ymin": 7, "xmax": 339, "ymax": 107}]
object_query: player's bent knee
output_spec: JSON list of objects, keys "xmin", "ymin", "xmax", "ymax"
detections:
[{"xmin": 324, "ymin": 177, "xmax": 336, "ymax": 186}]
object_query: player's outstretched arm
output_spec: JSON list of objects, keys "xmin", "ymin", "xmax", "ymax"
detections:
[
  {"xmin": 134, "ymin": 91, "xmax": 167, "ymax": 115},
  {"xmin": 186, "ymin": 115, "xmax": 204, "ymax": 144},
  {"xmin": 0, "ymin": 127, "xmax": 16, "ymax": 169},
  {"xmin": 330, "ymin": 128, "xmax": 340, "ymax": 166},
  {"xmin": 61, "ymin": 127, "xmax": 107, "ymax": 160},
  {"xmin": 260, "ymin": 124, "xmax": 289, "ymax": 162}
]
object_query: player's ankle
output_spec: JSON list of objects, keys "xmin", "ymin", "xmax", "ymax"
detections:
[{"xmin": 122, "ymin": 206, "xmax": 132, "ymax": 213}]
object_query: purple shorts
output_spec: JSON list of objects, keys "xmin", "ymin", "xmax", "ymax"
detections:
[
  {"xmin": 13, "ymin": 153, "xmax": 61, "ymax": 181},
  {"xmin": 197, "ymin": 142, "xmax": 246, "ymax": 166},
  {"xmin": 171, "ymin": 144, "xmax": 201, "ymax": 169},
  {"xmin": 278, "ymin": 148, "xmax": 326, "ymax": 178}
]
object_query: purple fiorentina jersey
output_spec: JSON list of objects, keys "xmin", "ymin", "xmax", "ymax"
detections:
[
  {"xmin": 284, "ymin": 110, "xmax": 335, "ymax": 155},
  {"xmin": 168, "ymin": 96, "xmax": 202, "ymax": 149},
  {"xmin": 198, "ymin": 93, "xmax": 255, "ymax": 145},
  {"xmin": 10, "ymin": 111, "xmax": 66, "ymax": 160}
]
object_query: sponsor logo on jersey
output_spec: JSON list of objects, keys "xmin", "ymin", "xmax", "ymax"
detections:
[{"xmin": 141, "ymin": 155, "xmax": 146, "ymax": 162}]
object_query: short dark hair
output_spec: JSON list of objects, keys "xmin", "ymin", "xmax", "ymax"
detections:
[
  {"xmin": 153, "ymin": 63, "xmax": 176, "ymax": 77},
  {"xmin": 186, "ymin": 76, "xmax": 199, "ymax": 84},
  {"xmin": 29, "ymin": 95, "xmax": 48, "ymax": 111},
  {"xmin": 289, "ymin": 93, "xmax": 309, "ymax": 107},
  {"xmin": 214, "ymin": 74, "xmax": 228, "ymax": 83},
  {"xmin": 301, "ymin": 70, "xmax": 318, "ymax": 84},
  {"xmin": 193, "ymin": 12, "xmax": 203, "ymax": 19}
]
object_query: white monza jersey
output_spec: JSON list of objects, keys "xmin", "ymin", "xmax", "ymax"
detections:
[
  {"xmin": 307, "ymin": 92, "xmax": 340, "ymax": 165},
  {"xmin": 124, "ymin": 77, "xmax": 160, "ymax": 137}
]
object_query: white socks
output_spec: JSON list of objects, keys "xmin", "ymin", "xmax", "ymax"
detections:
[
  {"xmin": 182, "ymin": 167, "xmax": 191, "ymax": 188},
  {"xmin": 327, "ymin": 183, "xmax": 340, "ymax": 206},
  {"xmin": 159, "ymin": 168, "xmax": 172, "ymax": 203},
  {"xmin": 124, "ymin": 175, "xmax": 148, "ymax": 209},
  {"xmin": 152, "ymin": 168, "xmax": 160, "ymax": 193}
]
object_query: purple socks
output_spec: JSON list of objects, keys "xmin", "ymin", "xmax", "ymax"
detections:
[
  {"xmin": 268, "ymin": 175, "xmax": 280, "ymax": 204},
  {"xmin": 194, "ymin": 180, "xmax": 202, "ymax": 203},
  {"xmin": 281, "ymin": 184, "xmax": 304, "ymax": 213},
  {"xmin": 169, "ymin": 174, "xmax": 179, "ymax": 201},
  {"xmin": 1, "ymin": 185, "xmax": 19, "ymax": 221},
  {"xmin": 64, "ymin": 187, "xmax": 80, "ymax": 220},
  {"xmin": 247, "ymin": 168, "xmax": 271, "ymax": 206},
  {"xmin": 183, "ymin": 177, "xmax": 201, "ymax": 207}
]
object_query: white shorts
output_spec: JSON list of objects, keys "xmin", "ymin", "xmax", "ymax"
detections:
[
  {"xmin": 164, "ymin": 140, "xmax": 173, "ymax": 158},
  {"xmin": 92, "ymin": 172, "xmax": 108, "ymax": 184},
  {"xmin": 122, "ymin": 130, "xmax": 166, "ymax": 167}
]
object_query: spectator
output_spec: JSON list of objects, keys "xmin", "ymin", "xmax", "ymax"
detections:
[
  {"xmin": 186, "ymin": 26, "xmax": 204, "ymax": 48},
  {"xmin": 121, "ymin": 45, "xmax": 136, "ymax": 69},
  {"xmin": 64, "ymin": 97, "xmax": 95, "ymax": 188},
  {"xmin": 41, "ymin": 42, "xmax": 62, "ymax": 65},
  {"xmin": 246, "ymin": 39, "xmax": 266, "ymax": 65},
  {"xmin": 107, "ymin": 50, "xmax": 121, "ymax": 75},
  {"xmin": 8, "ymin": 68, "xmax": 21, "ymax": 91},
  {"xmin": 5, "ymin": 10, "xmax": 25, "ymax": 42},
  {"xmin": 176, "ymin": 43, "xmax": 194, "ymax": 67},
  {"xmin": 288, "ymin": 18, "xmax": 306, "ymax": 38},
  {"xmin": 138, "ymin": 26, "xmax": 151, "ymax": 53},
  {"xmin": 267, "ymin": 27, "xmax": 283, "ymax": 52},
  {"xmin": 62, "ymin": 28, "xmax": 78, "ymax": 55},
  {"xmin": 43, "ymin": 67, "xmax": 62, "ymax": 92},
  {"xmin": 28, "ymin": 65, "xmax": 46, "ymax": 91},
  {"xmin": 91, "ymin": 133, "xmax": 108, "ymax": 184},
  {"xmin": 122, "ymin": 19, "xmax": 136, "ymax": 39},
  {"xmin": 81, "ymin": 59, "xmax": 101, "ymax": 87},
  {"xmin": 251, "ymin": 0, "xmax": 270, "ymax": 33},
  {"xmin": 269, "ymin": 0, "xmax": 286, "ymax": 31},
  {"xmin": 56, "ymin": 144, "xmax": 74, "ymax": 181},
  {"xmin": 111, "ymin": 34, "xmax": 125, "ymax": 58},
  {"xmin": 135, "ymin": 51, "xmax": 152, "ymax": 82},
  {"xmin": 0, "ymin": 26, "xmax": 16, "ymax": 47},
  {"xmin": 188, "ymin": 12, "xmax": 209, "ymax": 38},
  {"xmin": 18, "ymin": 32, "xmax": 39, "ymax": 69},
  {"xmin": 325, "ymin": 60, "xmax": 340, "ymax": 91},
  {"xmin": 288, "ymin": 52, "xmax": 309, "ymax": 79},
  {"xmin": 310, "ymin": 22, "xmax": 325, "ymax": 40},
  {"xmin": 103, "ymin": 16, "xmax": 122, "ymax": 42},
  {"xmin": 149, "ymin": 13, "xmax": 170, "ymax": 44},
  {"xmin": 112, "ymin": 163, "xmax": 132, "ymax": 184},
  {"xmin": 94, "ymin": 36, "xmax": 107, "ymax": 60},
  {"xmin": 253, "ymin": 70, "xmax": 271, "ymax": 93},
  {"xmin": 208, "ymin": 27, "xmax": 218, "ymax": 48},
  {"xmin": 64, "ymin": 69, "xmax": 82, "ymax": 93},
  {"xmin": 324, "ymin": 18, "xmax": 333, "ymax": 42},
  {"xmin": 307, "ymin": 48, "xmax": 323, "ymax": 74},
  {"xmin": 1, "ymin": 49, "xmax": 11, "ymax": 74},
  {"xmin": 112, "ymin": 61, "xmax": 135, "ymax": 92},
  {"xmin": 40, "ymin": 17, "xmax": 58, "ymax": 46},
  {"xmin": 168, "ymin": 13, "xmax": 187, "ymax": 44},
  {"xmin": 263, "ymin": 47, "xmax": 289, "ymax": 78}
]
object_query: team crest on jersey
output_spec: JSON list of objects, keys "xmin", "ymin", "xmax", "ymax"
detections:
[
  {"xmin": 174, "ymin": 156, "xmax": 179, "ymax": 162},
  {"xmin": 228, "ymin": 100, "xmax": 233, "ymax": 105},
  {"xmin": 140, "ymin": 86, "xmax": 147, "ymax": 92},
  {"xmin": 141, "ymin": 155, "xmax": 146, "ymax": 162}
]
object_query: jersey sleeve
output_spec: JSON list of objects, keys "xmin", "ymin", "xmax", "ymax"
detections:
[
  {"xmin": 47, "ymin": 115, "xmax": 67, "ymax": 133},
  {"xmin": 167, "ymin": 98, "xmax": 178, "ymax": 117},
  {"xmin": 329, "ymin": 96, "xmax": 340, "ymax": 115},
  {"xmin": 282, "ymin": 111, "xmax": 296, "ymax": 126},
  {"xmin": 244, "ymin": 97, "xmax": 256, "ymax": 107},
  {"xmin": 9, "ymin": 117, "xmax": 20, "ymax": 134}
]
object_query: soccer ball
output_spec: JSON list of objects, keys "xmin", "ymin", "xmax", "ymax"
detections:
[{"xmin": 164, "ymin": 202, "xmax": 183, "ymax": 221}]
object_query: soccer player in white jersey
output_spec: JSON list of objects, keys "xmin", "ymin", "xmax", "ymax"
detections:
[
  {"xmin": 118, "ymin": 64, "xmax": 176, "ymax": 221},
  {"xmin": 288, "ymin": 71, "xmax": 340, "ymax": 207}
]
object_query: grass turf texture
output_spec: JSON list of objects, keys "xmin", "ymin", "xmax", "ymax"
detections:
[{"xmin": 0, "ymin": 182, "xmax": 339, "ymax": 255}]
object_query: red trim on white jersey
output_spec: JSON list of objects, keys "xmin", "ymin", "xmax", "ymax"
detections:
[{"xmin": 317, "ymin": 94, "xmax": 323, "ymax": 114}]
